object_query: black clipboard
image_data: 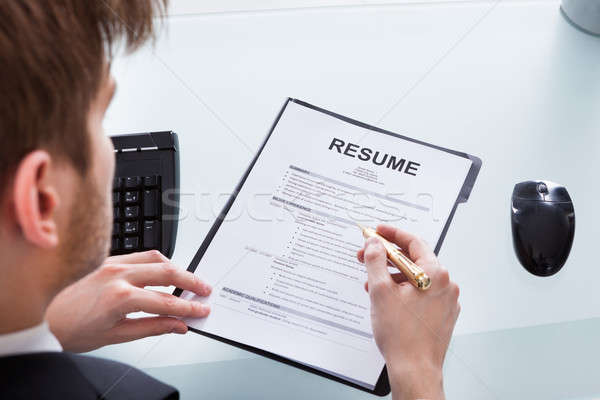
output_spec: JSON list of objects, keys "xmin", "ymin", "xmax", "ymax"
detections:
[{"xmin": 174, "ymin": 98, "xmax": 482, "ymax": 396}]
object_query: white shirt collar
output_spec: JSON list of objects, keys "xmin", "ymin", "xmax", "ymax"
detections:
[{"xmin": 0, "ymin": 321, "xmax": 62, "ymax": 357}]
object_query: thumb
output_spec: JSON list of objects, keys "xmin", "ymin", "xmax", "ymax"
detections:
[
  {"xmin": 363, "ymin": 237, "xmax": 391, "ymax": 294},
  {"xmin": 111, "ymin": 316, "xmax": 188, "ymax": 344}
]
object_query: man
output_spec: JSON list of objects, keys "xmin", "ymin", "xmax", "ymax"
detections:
[
  {"xmin": 0, "ymin": 1, "xmax": 459, "ymax": 399},
  {"xmin": 0, "ymin": 1, "xmax": 209, "ymax": 399}
]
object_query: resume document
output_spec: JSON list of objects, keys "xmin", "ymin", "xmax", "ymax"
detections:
[{"xmin": 181, "ymin": 100, "xmax": 476, "ymax": 389}]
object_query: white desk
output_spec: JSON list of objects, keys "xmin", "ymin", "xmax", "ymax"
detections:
[{"xmin": 93, "ymin": 1, "xmax": 600, "ymax": 398}]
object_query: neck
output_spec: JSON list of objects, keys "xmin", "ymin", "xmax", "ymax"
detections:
[
  {"xmin": 0, "ymin": 294, "xmax": 47, "ymax": 334},
  {"xmin": 0, "ymin": 246, "xmax": 54, "ymax": 334}
]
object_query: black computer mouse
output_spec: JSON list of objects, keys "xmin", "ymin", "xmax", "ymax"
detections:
[{"xmin": 511, "ymin": 180, "xmax": 575, "ymax": 277}]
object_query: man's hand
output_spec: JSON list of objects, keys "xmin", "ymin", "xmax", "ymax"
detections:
[
  {"xmin": 357, "ymin": 225, "xmax": 460, "ymax": 400},
  {"xmin": 46, "ymin": 250, "xmax": 211, "ymax": 352}
]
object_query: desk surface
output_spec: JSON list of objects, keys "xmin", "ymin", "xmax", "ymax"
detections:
[{"xmin": 92, "ymin": 1, "xmax": 600, "ymax": 398}]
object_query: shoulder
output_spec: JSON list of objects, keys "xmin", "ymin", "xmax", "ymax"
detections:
[
  {"xmin": 65, "ymin": 352, "xmax": 179, "ymax": 400},
  {"xmin": 0, "ymin": 352, "xmax": 178, "ymax": 400}
]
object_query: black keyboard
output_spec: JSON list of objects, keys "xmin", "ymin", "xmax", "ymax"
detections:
[{"xmin": 110, "ymin": 131, "xmax": 180, "ymax": 258}]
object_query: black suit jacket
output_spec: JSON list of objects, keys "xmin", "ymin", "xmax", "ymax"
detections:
[{"xmin": 0, "ymin": 352, "xmax": 178, "ymax": 399}]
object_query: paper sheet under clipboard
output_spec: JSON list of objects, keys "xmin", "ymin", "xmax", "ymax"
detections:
[{"xmin": 178, "ymin": 99, "xmax": 481, "ymax": 390}]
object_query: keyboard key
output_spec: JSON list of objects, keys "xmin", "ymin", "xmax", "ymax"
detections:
[
  {"xmin": 144, "ymin": 189, "xmax": 159, "ymax": 217},
  {"xmin": 124, "ymin": 191, "xmax": 139, "ymax": 203},
  {"xmin": 112, "ymin": 222, "xmax": 120, "ymax": 236},
  {"xmin": 143, "ymin": 220, "xmax": 160, "ymax": 249},
  {"xmin": 123, "ymin": 221, "xmax": 138, "ymax": 234},
  {"xmin": 124, "ymin": 176, "xmax": 142, "ymax": 188},
  {"xmin": 124, "ymin": 206, "xmax": 139, "ymax": 219},
  {"xmin": 123, "ymin": 236, "xmax": 139, "ymax": 250},
  {"xmin": 144, "ymin": 175, "xmax": 159, "ymax": 187},
  {"xmin": 112, "ymin": 177, "xmax": 122, "ymax": 191},
  {"xmin": 112, "ymin": 192, "xmax": 120, "ymax": 205},
  {"xmin": 112, "ymin": 237, "xmax": 120, "ymax": 250},
  {"xmin": 113, "ymin": 207, "xmax": 120, "ymax": 219}
]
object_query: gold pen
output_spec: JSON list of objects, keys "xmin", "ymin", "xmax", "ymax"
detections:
[{"xmin": 358, "ymin": 224, "xmax": 432, "ymax": 291}]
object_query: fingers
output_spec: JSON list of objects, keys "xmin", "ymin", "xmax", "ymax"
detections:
[
  {"xmin": 364, "ymin": 273, "xmax": 408, "ymax": 292},
  {"xmin": 357, "ymin": 248, "xmax": 364, "ymax": 263},
  {"xmin": 358, "ymin": 225, "xmax": 435, "ymax": 265},
  {"xmin": 126, "ymin": 263, "xmax": 211, "ymax": 297},
  {"xmin": 376, "ymin": 224, "xmax": 437, "ymax": 265},
  {"xmin": 111, "ymin": 316, "xmax": 188, "ymax": 344},
  {"xmin": 105, "ymin": 250, "xmax": 168, "ymax": 265},
  {"xmin": 363, "ymin": 237, "xmax": 392, "ymax": 295},
  {"xmin": 359, "ymin": 225, "xmax": 447, "ymax": 293},
  {"xmin": 126, "ymin": 287, "xmax": 211, "ymax": 318},
  {"xmin": 357, "ymin": 249, "xmax": 394, "ymax": 268}
]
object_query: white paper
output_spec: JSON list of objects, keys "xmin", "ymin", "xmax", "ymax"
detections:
[{"xmin": 182, "ymin": 101, "xmax": 473, "ymax": 389}]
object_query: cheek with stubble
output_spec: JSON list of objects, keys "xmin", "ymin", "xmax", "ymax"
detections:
[
  {"xmin": 60, "ymin": 178, "xmax": 112, "ymax": 285},
  {"xmin": 83, "ymin": 135, "xmax": 114, "ymax": 271},
  {"xmin": 63, "ymin": 133, "xmax": 116, "ymax": 281}
]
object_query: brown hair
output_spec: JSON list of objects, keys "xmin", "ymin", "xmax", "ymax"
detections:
[{"xmin": 0, "ymin": 0, "xmax": 167, "ymax": 189}]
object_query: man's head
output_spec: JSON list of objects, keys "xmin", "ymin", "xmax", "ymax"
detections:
[{"xmin": 0, "ymin": 0, "xmax": 167, "ymax": 323}]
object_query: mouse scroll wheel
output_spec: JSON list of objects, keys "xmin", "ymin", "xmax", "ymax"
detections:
[{"xmin": 537, "ymin": 182, "xmax": 549, "ymax": 194}]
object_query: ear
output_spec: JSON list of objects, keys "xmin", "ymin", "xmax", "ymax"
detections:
[{"xmin": 13, "ymin": 150, "xmax": 60, "ymax": 249}]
